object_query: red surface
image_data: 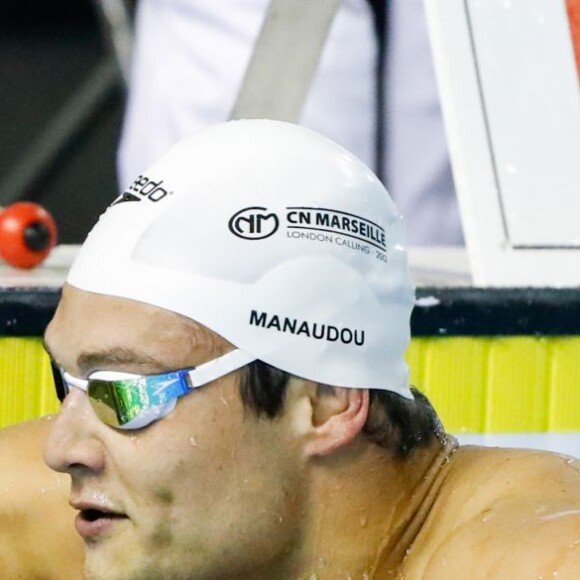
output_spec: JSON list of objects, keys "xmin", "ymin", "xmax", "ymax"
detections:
[
  {"xmin": 0, "ymin": 202, "xmax": 58, "ymax": 269},
  {"xmin": 567, "ymin": 0, "xmax": 580, "ymax": 78}
]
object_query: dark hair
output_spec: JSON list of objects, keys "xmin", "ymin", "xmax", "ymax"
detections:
[{"xmin": 239, "ymin": 360, "xmax": 444, "ymax": 457}]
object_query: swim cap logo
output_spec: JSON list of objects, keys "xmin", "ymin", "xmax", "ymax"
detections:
[
  {"xmin": 111, "ymin": 175, "xmax": 172, "ymax": 207},
  {"xmin": 228, "ymin": 207, "xmax": 279, "ymax": 240}
]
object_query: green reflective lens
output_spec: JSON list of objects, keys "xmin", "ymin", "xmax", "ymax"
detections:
[{"xmin": 88, "ymin": 378, "xmax": 149, "ymax": 427}]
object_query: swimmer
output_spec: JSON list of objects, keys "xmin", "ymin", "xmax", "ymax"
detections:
[
  {"xmin": 41, "ymin": 120, "xmax": 580, "ymax": 579},
  {"xmin": 0, "ymin": 417, "xmax": 83, "ymax": 579}
]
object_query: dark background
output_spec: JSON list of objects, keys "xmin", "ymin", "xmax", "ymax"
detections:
[{"xmin": 0, "ymin": 0, "xmax": 127, "ymax": 243}]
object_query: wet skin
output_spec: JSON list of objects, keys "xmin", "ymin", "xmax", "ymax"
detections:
[
  {"xmin": 43, "ymin": 285, "xmax": 309, "ymax": 580},
  {"xmin": 6, "ymin": 283, "xmax": 577, "ymax": 579},
  {"xmin": 0, "ymin": 417, "xmax": 83, "ymax": 579},
  {"xmin": 3, "ymin": 418, "xmax": 580, "ymax": 579},
  {"xmin": 399, "ymin": 446, "xmax": 580, "ymax": 579}
]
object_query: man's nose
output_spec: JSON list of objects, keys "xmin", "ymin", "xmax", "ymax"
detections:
[{"xmin": 43, "ymin": 388, "xmax": 106, "ymax": 476}]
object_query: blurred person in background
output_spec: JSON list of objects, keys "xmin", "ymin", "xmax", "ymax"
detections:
[{"xmin": 118, "ymin": 0, "xmax": 463, "ymax": 245}]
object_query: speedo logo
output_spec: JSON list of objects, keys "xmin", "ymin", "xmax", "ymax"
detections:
[
  {"xmin": 249, "ymin": 310, "xmax": 365, "ymax": 346},
  {"xmin": 111, "ymin": 175, "xmax": 173, "ymax": 206}
]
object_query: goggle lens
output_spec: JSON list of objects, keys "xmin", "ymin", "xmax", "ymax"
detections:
[
  {"xmin": 87, "ymin": 378, "xmax": 150, "ymax": 428},
  {"xmin": 48, "ymin": 349, "xmax": 256, "ymax": 429}
]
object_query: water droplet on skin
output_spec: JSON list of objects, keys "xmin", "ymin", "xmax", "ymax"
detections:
[
  {"xmin": 481, "ymin": 509, "xmax": 494, "ymax": 523},
  {"xmin": 91, "ymin": 491, "xmax": 107, "ymax": 505},
  {"xmin": 189, "ymin": 436, "xmax": 197, "ymax": 447},
  {"xmin": 360, "ymin": 516, "xmax": 367, "ymax": 527}
]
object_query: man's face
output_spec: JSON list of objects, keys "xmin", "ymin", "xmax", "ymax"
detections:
[{"xmin": 44, "ymin": 285, "xmax": 307, "ymax": 580}]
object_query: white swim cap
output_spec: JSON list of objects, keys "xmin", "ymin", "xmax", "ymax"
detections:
[{"xmin": 68, "ymin": 120, "xmax": 414, "ymax": 398}]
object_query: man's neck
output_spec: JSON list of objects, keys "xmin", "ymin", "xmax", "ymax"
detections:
[{"xmin": 295, "ymin": 435, "xmax": 459, "ymax": 579}]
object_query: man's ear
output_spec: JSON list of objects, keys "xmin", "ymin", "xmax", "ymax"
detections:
[{"xmin": 303, "ymin": 386, "xmax": 369, "ymax": 457}]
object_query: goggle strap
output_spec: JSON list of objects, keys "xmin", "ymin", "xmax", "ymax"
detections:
[
  {"xmin": 62, "ymin": 372, "xmax": 89, "ymax": 392},
  {"xmin": 187, "ymin": 349, "xmax": 257, "ymax": 387}
]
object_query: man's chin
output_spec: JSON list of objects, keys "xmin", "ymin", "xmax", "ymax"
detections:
[{"xmin": 83, "ymin": 537, "xmax": 143, "ymax": 580}]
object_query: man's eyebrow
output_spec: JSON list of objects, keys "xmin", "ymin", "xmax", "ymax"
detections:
[
  {"xmin": 76, "ymin": 348, "xmax": 168, "ymax": 375},
  {"xmin": 42, "ymin": 339, "xmax": 167, "ymax": 374}
]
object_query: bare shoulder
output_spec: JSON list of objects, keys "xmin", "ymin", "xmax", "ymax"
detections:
[
  {"xmin": 0, "ymin": 415, "xmax": 53, "ymax": 459},
  {"xmin": 412, "ymin": 446, "xmax": 580, "ymax": 579},
  {"xmin": 0, "ymin": 418, "xmax": 83, "ymax": 579},
  {"xmin": 0, "ymin": 418, "xmax": 60, "ymax": 502},
  {"xmin": 0, "ymin": 417, "xmax": 70, "ymax": 505}
]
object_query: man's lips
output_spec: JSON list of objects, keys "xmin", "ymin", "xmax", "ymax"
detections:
[{"xmin": 71, "ymin": 499, "xmax": 128, "ymax": 540}]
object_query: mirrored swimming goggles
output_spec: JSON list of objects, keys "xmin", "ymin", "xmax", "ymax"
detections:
[{"xmin": 51, "ymin": 349, "xmax": 256, "ymax": 430}]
